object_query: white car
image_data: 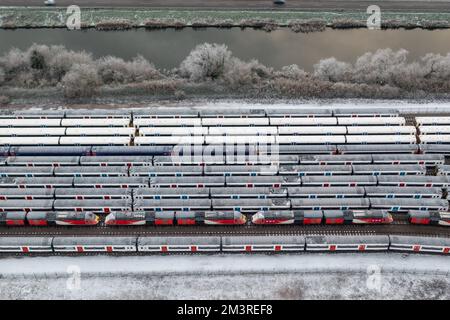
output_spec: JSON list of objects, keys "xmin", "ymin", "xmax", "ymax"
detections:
[{"xmin": 44, "ymin": 0, "xmax": 55, "ymax": 5}]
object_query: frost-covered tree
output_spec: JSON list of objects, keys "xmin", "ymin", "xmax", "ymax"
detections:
[
  {"xmin": 62, "ymin": 63, "xmax": 100, "ymax": 98},
  {"xmin": 179, "ymin": 43, "xmax": 232, "ymax": 81},
  {"xmin": 313, "ymin": 57, "xmax": 351, "ymax": 82}
]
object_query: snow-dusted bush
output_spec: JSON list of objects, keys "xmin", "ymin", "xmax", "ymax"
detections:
[
  {"xmin": 48, "ymin": 48, "xmax": 95, "ymax": 82},
  {"xmin": 179, "ymin": 43, "xmax": 233, "ymax": 81},
  {"xmin": 62, "ymin": 63, "xmax": 100, "ymax": 98},
  {"xmin": 224, "ymin": 58, "xmax": 272, "ymax": 88},
  {"xmin": 288, "ymin": 19, "xmax": 326, "ymax": 33},
  {"xmin": 0, "ymin": 95, "xmax": 10, "ymax": 105},
  {"xmin": 314, "ymin": 57, "xmax": 352, "ymax": 82},
  {"xmin": 0, "ymin": 48, "xmax": 30, "ymax": 76},
  {"xmin": 98, "ymin": 55, "xmax": 162, "ymax": 84},
  {"xmin": 352, "ymin": 48, "xmax": 409, "ymax": 85},
  {"xmin": 278, "ymin": 64, "xmax": 308, "ymax": 80},
  {"xmin": 0, "ymin": 67, "xmax": 5, "ymax": 85}
]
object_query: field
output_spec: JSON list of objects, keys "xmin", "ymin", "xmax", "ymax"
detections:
[{"xmin": 1, "ymin": 7, "xmax": 450, "ymax": 29}]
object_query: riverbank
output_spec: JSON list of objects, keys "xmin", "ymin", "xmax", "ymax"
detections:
[{"xmin": 1, "ymin": 7, "xmax": 450, "ymax": 31}]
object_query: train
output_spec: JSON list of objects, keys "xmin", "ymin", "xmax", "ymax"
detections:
[
  {"xmin": 104, "ymin": 211, "xmax": 247, "ymax": 226},
  {"xmin": 251, "ymin": 209, "xmax": 393, "ymax": 225},
  {"xmin": 0, "ymin": 234, "xmax": 447, "ymax": 254},
  {"xmin": 0, "ymin": 211, "xmax": 99, "ymax": 226},
  {"xmin": 408, "ymin": 210, "xmax": 450, "ymax": 227}
]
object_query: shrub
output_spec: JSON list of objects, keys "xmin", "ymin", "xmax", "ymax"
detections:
[
  {"xmin": 224, "ymin": 58, "xmax": 273, "ymax": 88},
  {"xmin": 288, "ymin": 19, "xmax": 326, "ymax": 33},
  {"xmin": 0, "ymin": 67, "xmax": 5, "ymax": 85},
  {"xmin": 314, "ymin": 57, "xmax": 352, "ymax": 82},
  {"xmin": 0, "ymin": 95, "xmax": 10, "ymax": 105},
  {"xmin": 95, "ymin": 20, "xmax": 133, "ymax": 31},
  {"xmin": 62, "ymin": 63, "xmax": 101, "ymax": 98},
  {"xmin": 278, "ymin": 64, "xmax": 308, "ymax": 80},
  {"xmin": 179, "ymin": 43, "xmax": 233, "ymax": 81},
  {"xmin": 98, "ymin": 55, "xmax": 162, "ymax": 84}
]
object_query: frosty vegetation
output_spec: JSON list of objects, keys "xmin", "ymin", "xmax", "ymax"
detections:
[{"xmin": 1, "ymin": 43, "xmax": 450, "ymax": 101}]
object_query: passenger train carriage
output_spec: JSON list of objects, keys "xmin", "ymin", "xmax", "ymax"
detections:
[
  {"xmin": 104, "ymin": 211, "xmax": 246, "ymax": 226},
  {"xmin": 0, "ymin": 211, "xmax": 99, "ymax": 226},
  {"xmin": 408, "ymin": 210, "xmax": 450, "ymax": 227}
]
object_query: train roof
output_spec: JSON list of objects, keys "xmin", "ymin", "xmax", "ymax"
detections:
[
  {"xmin": 376, "ymin": 175, "xmax": 450, "ymax": 183},
  {"xmin": 369, "ymin": 198, "xmax": 449, "ymax": 207},
  {"xmin": 91, "ymin": 146, "xmax": 173, "ymax": 156},
  {"xmin": 306, "ymin": 235, "xmax": 390, "ymax": 244},
  {"xmin": 352, "ymin": 164, "xmax": 426, "ymax": 172},
  {"xmin": 364, "ymin": 186, "xmax": 442, "ymax": 195},
  {"xmin": 272, "ymin": 145, "xmax": 337, "ymax": 154},
  {"xmin": 54, "ymin": 166, "xmax": 129, "ymax": 175},
  {"xmin": 134, "ymin": 187, "xmax": 209, "ymax": 196},
  {"xmin": 204, "ymin": 165, "xmax": 279, "ymax": 174},
  {"xmin": 211, "ymin": 198, "xmax": 290, "ymax": 208},
  {"xmin": 138, "ymin": 236, "xmax": 221, "ymax": 246},
  {"xmin": 210, "ymin": 187, "xmax": 287, "ymax": 196},
  {"xmin": 288, "ymin": 186, "xmax": 365, "ymax": 195},
  {"xmin": 0, "ymin": 237, "xmax": 53, "ymax": 246},
  {"xmin": 371, "ymin": 154, "xmax": 445, "ymax": 161},
  {"xmin": 389, "ymin": 235, "xmax": 450, "ymax": 246},
  {"xmin": 6, "ymin": 156, "xmax": 80, "ymax": 165},
  {"xmin": 150, "ymin": 176, "xmax": 225, "ymax": 184},
  {"xmin": 222, "ymin": 235, "xmax": 305, "ymax": 245},
  {"xmin": 0, "ymin": 199, "xmax": 54, "ymax": 209},
  {"xmin": 291, "ymin": 198, "xmax": 370, "ymax": 207},
  {"xmin": 419, "ymin": 144, "xmax": 450, "ymax": 154},
  {"xmin": 133, "ymin": 199, "xmax": 212, "ymax": 208},
  {"xmin": 14, "ymin": 177, "xmax": 74, "ymax": 185},
  {"xmin": 280, "ymin": 165, "xmax": 352, "ymax": 174},
  {"xmin": 53, "ymin": 236, "xmax": 137, "ymax": 246},
  {"xmin": 10, "ymin": 146, "xmax": 91, "ymax": 156},
  {"xmin": 80, "ymin": 155, "xmax": 154, "ymax": 165},
  {"xmin": 303, "ymin": 154, "xmax": 372, "ymax": 162},
  {"xmin": 0, "ymin": 188, "xmax": 55, "ymax": 196},
  {"xmin": 265, "ymin": 108, "xmax": 332, "ymax": 116},
  {"xmin": 54, "ymin": 188, "xmax": 132, "ymax": 196},
  {"xmin": 53, "ymin": 199, "xmax": 132, "ymax": 208},
  {"xmin": 73, "ymin": 177, "xmax": 148, "ymax": 185},
  {"xmin": 130, "ymin": 165, "xmax": 203, "ymax": 175},
  {"xmin": 0, "ymin": 166, "xmax": 54, "ymax": 174},
  {"xmin": 337, "ymin": 144, "xmax": 418, "ymax": 153},
  {"xmin": 301, "ymin": 175, "xmax": 377, "ymax": 183}
]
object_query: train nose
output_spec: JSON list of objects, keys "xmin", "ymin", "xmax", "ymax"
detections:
[
  {"xmin": 104, "ymin": 213, "xmax": 115, "ymax": 225},
  {"xmin": 386, "ymin": 213, "xmax": 394, "ymax": 224},
  {"xmin": 251, "ymin": 212, "xmax": 264, "ymax": 224}
]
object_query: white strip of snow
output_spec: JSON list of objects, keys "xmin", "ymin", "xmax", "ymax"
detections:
[
  {"xmin": 0, "ymin": 253, "xmax": 449, "ymax": 276},
  {"xmin": 12, "ymin": 100, "xmax": 450, "ymax": 114}
]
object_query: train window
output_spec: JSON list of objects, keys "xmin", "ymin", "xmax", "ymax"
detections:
[
  {"xmin": 0, "ymin": 247, "xmax": 21, "ymax": 251},
  {"xmin": 252, "ymin": 245, "xmax": 275, "ymax": 250},
  {"xmin": 335, "ymin": 245, "xmax": 358, "ymax": 249},
  {"xmin": 421, "ymin": 246, "xmax": 439, "ymax": 250}
]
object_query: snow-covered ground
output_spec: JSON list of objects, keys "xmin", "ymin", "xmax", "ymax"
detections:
[
  {"xmin": 0, "ymin": 253, "xmax": 448, "ymax": 299},
  {"xmin": 16, "ymin": 99, "xmax": 450, "ymax": 114}
]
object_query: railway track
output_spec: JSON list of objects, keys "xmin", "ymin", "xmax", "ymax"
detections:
[{"xmin": 0, "ymin": 221, "xmax": 448, "ymax": 237}]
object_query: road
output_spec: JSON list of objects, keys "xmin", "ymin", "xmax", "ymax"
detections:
[{"xmin": 1, "ymin": 0, "xmax": 450, "ymax": 12}]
